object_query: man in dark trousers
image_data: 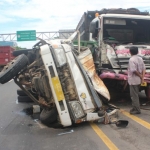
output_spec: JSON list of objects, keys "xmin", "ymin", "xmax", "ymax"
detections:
[{"xmin": 128, "ymin": 46, "xmax": 145, "ymax": 114}]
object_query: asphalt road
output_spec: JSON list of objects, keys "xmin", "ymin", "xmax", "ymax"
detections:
[{"xmin": 0, "ymin": 81, "xmax": 150, "ymax": 150}]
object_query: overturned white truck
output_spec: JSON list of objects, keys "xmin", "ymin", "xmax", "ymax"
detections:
[
  {"xmin": 76, "ymin": 8, "xmax": 150, "ymax": 101},
  {"xmin": 0, "ymin": 35, "xmax": 128, "ymax": 127}
]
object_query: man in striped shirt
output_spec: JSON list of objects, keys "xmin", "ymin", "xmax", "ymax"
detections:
[{"xmin": 128, "ymin": 46, "xmax": 145, "ymax": 114}]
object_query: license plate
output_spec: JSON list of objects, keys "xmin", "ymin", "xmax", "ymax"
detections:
[{"xmin": 51, "ymin": 77, "xmax": 65, "ymax": 101}]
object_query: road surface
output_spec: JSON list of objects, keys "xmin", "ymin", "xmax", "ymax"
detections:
[{"xmin": 0, "ymin": 81, "xmax": 150, "ymax": 150}]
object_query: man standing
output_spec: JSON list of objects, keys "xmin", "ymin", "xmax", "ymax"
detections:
[{"xmin": 128, "ymin": 46, "xmax": 145, "ymax": 114}]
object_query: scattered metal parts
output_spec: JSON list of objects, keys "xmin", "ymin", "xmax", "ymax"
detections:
[
  {"xmin": 58, "ymin": 129, "xmax": 74, "ymax": 136},
  {"xmin": 33, "ymin": 105, "xmax": 40, "ymax": 113}
]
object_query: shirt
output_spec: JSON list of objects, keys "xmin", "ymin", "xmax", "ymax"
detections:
[{"xmin": 128, "ymin": 55, "xmax": 145, "ymax": 85}]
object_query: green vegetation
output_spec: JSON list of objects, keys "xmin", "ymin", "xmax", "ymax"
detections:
[{"xmin": 14, "ymin": 46, "xmax": 27, "ymax": 50}]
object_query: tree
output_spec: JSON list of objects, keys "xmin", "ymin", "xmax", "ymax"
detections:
[{"xmin": 13, "ymin": 46, "xmax": 27, "ymax": 50}]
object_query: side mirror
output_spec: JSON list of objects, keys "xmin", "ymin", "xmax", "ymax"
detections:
[{"xmin": 89, "ymin": 18, "xmax": 100, "ymax": 38}]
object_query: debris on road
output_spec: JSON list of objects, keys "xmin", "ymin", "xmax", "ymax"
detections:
[{"xmin": 58, "ymin": 130, "xmax": 74, "ymax": 136}]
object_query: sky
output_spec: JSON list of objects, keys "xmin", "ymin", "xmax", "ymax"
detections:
[{"xmin": 0, "ymin": 0, "xmax": 150, "ymax": 48}]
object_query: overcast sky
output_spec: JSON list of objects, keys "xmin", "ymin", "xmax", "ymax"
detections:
[{"xmin": 0, "ymin": 0, "xmax": 150, "ymax": 48}]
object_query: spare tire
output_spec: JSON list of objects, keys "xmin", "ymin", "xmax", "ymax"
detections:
[
  {"xmin": 17, "ymin": 89, "xmax": 37, "ymax": 96},
  {"xmin": 17, "ymin": 89, "xmax": 27, "ymax": 96},
  {"xmin": 18, "ymin": 96, "xmax": 33, "ymax": 103},
  {"xmin": 127, "ymin": 8, "xmax": 140, "ymax": 12},
  {"xmin": 13, "ymin": 49, "xmax": 32, "ymax": 57},
  {"xmin": 107, "ymin": 8, "xmax": 126, "ymax": 14},
  {"xmin": 0, "ymin": 54, "xmax": 28, "ymax": 84}
]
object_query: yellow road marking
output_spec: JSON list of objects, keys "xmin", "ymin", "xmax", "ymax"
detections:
[
  {"xmin": 120, "ymin": 109, "xmax": 150, "ymax": 130},
  {"xmin": 90, "ymin": 123, "xmax": 119, "ymax": 150}
]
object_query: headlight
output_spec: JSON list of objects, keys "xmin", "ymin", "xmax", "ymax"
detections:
[
  {"xmin": 69, "ymin": 101, "xmax": 85, "ymax": 119},
  {"xmin": 54, "ymin": 48, "xmax": 66, "ymax": 67}
]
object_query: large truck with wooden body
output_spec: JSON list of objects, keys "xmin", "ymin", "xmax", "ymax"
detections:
[{"xmin": 76, "ymin": 8, "xmax": 150, "ymax": 101}]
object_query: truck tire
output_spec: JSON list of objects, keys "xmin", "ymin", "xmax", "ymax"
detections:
[
  {"xmin": 0, "ymin": 54, "xmax": 28, "ymax": 84},
  {"xmin": 0, "ymin": 66, "xmax": 3, "ymax": 72},
  {"xmin": 40, "ymin": 107, "xmax": 58, "ymax": 125},
  {"xmin": 18, "ymin": 96, "xmax": 33, "ymax": 102},
  {"xmin": 127, "ymin": 8, "xmax": 140, "ymax": 14},
  {"xmin": 17, "ymin": 89, "xmax": 27, "ymax": 96},
  {"xmin": 17, "ymin": 89, "xmax": 37, "ymax": 96},
  {"xmin": 13, "ymin": 49, "xmax": 32, "ymax": 57}
]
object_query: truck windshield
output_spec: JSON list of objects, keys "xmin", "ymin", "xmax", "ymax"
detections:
[{"xmin": 103, "ymin": 18, "xmax": 150, "ymax": 45}]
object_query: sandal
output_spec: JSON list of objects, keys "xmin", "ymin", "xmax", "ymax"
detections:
[{"xmin": 142, "ymin": 101, "xmax": 150, "ymax": 106}]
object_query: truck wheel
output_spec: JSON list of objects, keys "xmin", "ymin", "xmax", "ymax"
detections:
[
  {"xmin": 0, "ymin": 66, "xmax": 3, "ymax": 72},
  {"xmin": 127, "ymin": 8, "xmax": 140, "ymax": 13},
  {"xmin": 0, "ymin": 54, "xmax": 28, "ymax": 84},
  {"xmin": 18, "ymin": 96, "xmax": 33, "ymax": 102},
  {"xmin": 40, "ymin": 107, "xmax": 58, "ymax": 125},
  {"xmin": 17, "ymin": 89, "xmax": 27, "ymax": 96},
  {"xmin": 13, "ymin": 49, "xmax": 32, "ymax": 57},
  {"xmin": 17, "ymin": 89, "xmax": 37, "ymax": 96}
]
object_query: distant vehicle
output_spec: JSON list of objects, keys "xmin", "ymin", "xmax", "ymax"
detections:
[
  {"xmin": 0, "ymin": 46, "xmax": 15, "ymax": 71},
  {"xmin": 0, "ymin": 41, "xmax": 17, "ymax": 47}
]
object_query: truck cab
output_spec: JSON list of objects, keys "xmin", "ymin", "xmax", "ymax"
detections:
[{"xmin": 90, "ymin": 10, "xmax": 150, "ymax": 72}]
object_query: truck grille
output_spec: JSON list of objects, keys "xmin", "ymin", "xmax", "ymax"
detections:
[{"xmin": 111, "ymin": 57, "xmax": 150, "ymax": 68}]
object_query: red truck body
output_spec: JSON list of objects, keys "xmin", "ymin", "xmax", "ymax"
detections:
[{"xmin": 0, "ymin": 46, "xmax": 15, "ymax": 70}]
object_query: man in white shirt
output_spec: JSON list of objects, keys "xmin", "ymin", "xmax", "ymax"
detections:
[{"xmin": 128, "ymin": 46, "xmax": 145, "ymax": 114}]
